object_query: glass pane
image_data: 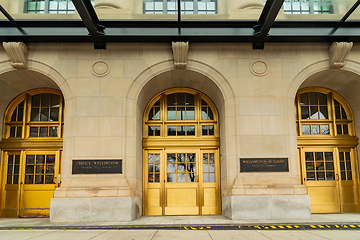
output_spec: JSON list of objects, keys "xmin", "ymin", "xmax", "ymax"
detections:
[
  {"xmin": 177, "ymin": 107, "xmax": 185, "ymax": 120},
  {"xmin": 148, "ymin": 154, "xmax": 154, "ymax": 163},
  {"xmin": 209, "ymin": 125, "xmax": 214, "ymax": 135},
  {"xmin": 317, "ymin": 172, "xmax": 325, "ymax": 180},
  {"xmin": 154, "ymin": 126, "xmax": 160, "ymax": 136},
  {"xmin": 40, "ymin": 108, "xmax": 49, "ymax": 121},
  {"xmin": 8, "ymin": 155, "xmax": 14, "ymax": 164},
  {"xmin": 177, "ymin": 163, "xmax": 186, "ymax": 173},
  {"xmin": 30, "ymin": 127, "xmax": 38, "ymax": 137},
  {"xmin": 309, "ymin": 92, "xmax": 317, "ymax": 105},
  {"xmin": 177, "ymin": 126, "xmax": 185, "ymax": 136},
  {"xmin": 319, "ymin": 93, "xmax": 327, "ymax": 105},
  {"xmin": 155, "ymin": 154, "xmax": 160, "ymax": 163},
  {"xmin": 203, "ymin": 163, "xmax": 208, "ymax": 172},
  {"xmin": 341, "ymin": 107, "xmax": 347, "ymax": 119},
  {"xmin": 336, "ymin": 124, "xmax": 342, "ymax": 134},
  {"xmin": 312, "ymin": 125, "xmax": 320, "ymax": 135},
  {"xmin": 40, "ymin": 127, "xmax": 48, "ymax": 137},
  {"xmin": 202, "ymin": 125, "xmax": 208, "ymax": 135},
  {"xmin": 201, "ymin": 107, "xmax": 207, "ymax": 120},
  {"xmin": 14, "ymin": 165, "xmax": 19, "ymax": 174},
  {"xmin": 13, "ymin": 175, "xmax": 19, "ymax": 184},
  {"xmin": 36, "ymin": 165, "xmax": 44, "ymax": 174},
  {"xmin": 7, "ymin": 164, "xmax": 13, "ymax": 174},
  {"xmin": 341, "ymin": 171, "xmax": 346, "ymax": 180},
  {"xmin": 16, "ymin": 127, "xmax": 22, "ymax": 137},
  {"xmin": 188, "ymin": 153, "xmax": 195, "ymax": 162},
  {"xmin": 345, "ymin": 152, "xmax": 351, "ymax": 161},
  {"xmin": 310, "ymin": 106, "xmax": 319, "ymax": 119},
  {"xmin": 168, "ymin": 126, "xmax": 176, "ymax": 136},
  {"xmin": 35, "ymin": 175, "xmax": 44, "ymax": 184},
  {"xmin": 25, "ymin": 175, "xmax": 34, "ymax": 184},
  {"xmin": 203, "ymin": 153, "xmax": 208, "ymax": 162},
  {"xmin": 306, "ymin": 162, "xmax": 314, "ymax": 170},
  {"xmin": 321, "ymin": 125, "xmax": 329, "ymax": 135},
  {"xmin": 209, "ymin": 173, "xmax": 215, "ymax": 182},
  {"xmin": 167, "ymin": 153, "xmax": 176, "ymax": 162},
  {"xmin": 7, "ymin": 175, "xmax": 12, "ymax": 184},
  {"xmin": 155, "ymin": 164, "xmax": 160, "ymax": 173},
  {"xmin": 148, "ymin": 108, "xmax": 153, "ymax": 120},
  {"xmin": 148, "ymin": 164, "xmax": 154, "ymax": 172},
  {"xmin": 148, "ymin": 126, "xmax": 154, "ymax": 136},
  {"xmin": 36, "ymin": 155, "xmax": 45, "ymax": 164},
  {"xmin": 319, "ymin": 106, "xmax": 328, "ymax": 119},
  {"xmin": 340, "ymin": 162, "xmax": 345, "ymax": 170},
  {"xmin": 347, "ymin": 171, "xmax": 352, "ymax": 180},
  {"xmin": 301, "ymin": 106, "xmax": 309, "ymax": 119},
  {"xmin": 316, "ymin": 162, "xmax": 324, "ymax": 170},
  {"xmin": 46, "ymin": 165, "xmax": 55, "ymax": 174},
  {"xmin": 32, "ymin": 94, "xmax": 41, "ymax": 107},
  {"xmin": 325, "ymin": 152, "xmax": 333, "ymax": 161},
  {"xmin": 167, "ymin": 94, "xmax": 176, "ymax": 106},
  {"xmin": 167, "ymin": 107, "xmax": 176, "ymax": 120},
  {"xmin": 326, "ymin": 171, "xmax": 334, "ymax": 180},
  {"xmin": 343, "ymin": 124, "xmax": 349, "ymax": 135},
  {"xmin": 25, "ymin": 165, "xmax": 34, "ymax": 174},
  {"xmin": 305, "ymin": 152, "xmax": 314, "ymax": 161},
  {"xmin": 315, "ymin": 152, "xmax": 323, "ymax": 161},
  {"xmin": 186, "ymin": 93, "xmax": 194, "ymax": 105},
  {"xmin": 15, "ymin": 155, "xmax": 20, "ymax": 164},
  {"xmin": 148, "ymin": 173, "xmax": 153, "ymax": 182},
  {"xmin": 18, "ymin": 107, "xmax": 23, "ymax": 121},
  {"xmin": 203, "ymin": 172, "xmax": 209, "ymax": 182},
  {"xmin": 45, "ymin": 175, "xmax": 54, "ymax": 184},
  {"xmin": 209, "ymin": 163, "xmax": 215, "ymax": 172},
  {"xmin": 187, "ymin": 173, "xmax": 196, "ymax": 182},
  {"xmin": 26, "ymin": 155, "xmax": 35, "ymax": 164},
  {"xmin": 208, "ymin": 108, "xmax": 214, "ymax": 120},
  {"xmin": 167, "ymin": 173, "xmax": 176, "ymax": 182},
  {"xmin": 31, "ymin": 108, "xmax": 40, "ymax": 121},
  {"xmin": 186, "ymin": 107, "xmax": 195, "ymax": 120},
  {"xmin": 11, "ymin": 110, "xmax": 16, "ymax": 121},
  {"xmin": 177, "ymin": 93, "xmax": 185, "ymax": 105},
  {"xmin": 187, "ymin": 163, "xmax": 196, "ymax": 172},
  {"xmin": 154, "ymin": 107, "xmax": 160, "ymax": 120},
  {"xmin": 42, "ymin": 93, "xmax": 51, "ymax": 107},
  {"xmin": 177, "ymin": 173, "xmax": 186, "ymax": 182},
  {"xmin": 335, "ymin": 106, "xmax": 341, "ymax": 119},
  {"xmin": 51, "ymin": 94, "xmax": 60, "ymax": 107},
  {"xmin": 47, "ymin": 155, "xmax": 55, "ymax": 164},
  {"xmin": 302, "ymin": 125, "xmax": 310, "ymax": 135},
  {"xmin": 346, "ymin": 161, "xmax": 351, "ymax": 171},
  {"xmin": 155, "ymin": 173, "xmax": 160, "ymax": 182},
  {"xmin": 10, "ymin": 127, "xmax": 16, "ymax": 137},
  {"xmin": 50, "ymin": 108, "xmax": 59, "ymax": 121},
  {"xmin": 178, "ymin": 153, "xmax": 185, "ymax": 162},
  {"xmin": 187, "ymin": 126, "xmax": 195, "ymax": 135},
  {"xmin": 209, "ymin": 153, "xmax": 214, "ymax": 162},
  {"xmin": 167, "ymin": 163, "xmax": 176, "ymax": 172},
  {"xmin": 300, "ymin": 93, "xmax": 308, "ymax": 105}
]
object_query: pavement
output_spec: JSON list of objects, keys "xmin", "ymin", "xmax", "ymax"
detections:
[{"xmin": 0, "ymin": 214, "xmax": 360, "ymax": 240}]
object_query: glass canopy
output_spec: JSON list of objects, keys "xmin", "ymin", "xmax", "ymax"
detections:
[{"xmin": 1, "ymin": 0, "xmax": 360, "ymax": 47}]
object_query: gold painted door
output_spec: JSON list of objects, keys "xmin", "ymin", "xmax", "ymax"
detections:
[
  {"xmin": 143, "ymin": 148, "xmax": 220, "ymax": 216},
  {"xmin": 301, "ymin": 147, "xmax": 359, "ymax": 213},
  {"xmin": 1, "ymin": 150, "xmax": 60, "ymax": 217}
]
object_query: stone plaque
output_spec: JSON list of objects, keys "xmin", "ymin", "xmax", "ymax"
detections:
[
  {"xmin": 72, "ymin": 160, "xmax": 122, "ymax": 174},
  {"xmin": 240, "ymin": 158, "xmax": 288, "ymax": 172}
]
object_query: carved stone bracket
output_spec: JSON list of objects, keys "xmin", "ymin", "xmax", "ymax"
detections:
[
  {"xmin": 172, "ymin": 42, "xmax": 189, "ymax": 69},
  {"xmin": 329, "ymin": 42, "xmax": 353, "ymax": 69},
  {"xmin": 2, "ymin": 42, "xmax": 29, "ymax": 69}
]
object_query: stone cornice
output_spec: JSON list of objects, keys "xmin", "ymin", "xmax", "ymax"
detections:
[{"xmin": 0, "ymin": 139, "xmax": 63, "ymax": 149}]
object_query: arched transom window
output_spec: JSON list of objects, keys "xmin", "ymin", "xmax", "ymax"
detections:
[
  {"xmin": 3, "ymin": 89, "xmax": 64, "ymax": 140},
  {"xmin": 296, "ymin": 88, "xmax": 354, "ymax": 137},
  {"xmin": 144, "ymin": 88, "xmax": 218, "ymax": 138}
]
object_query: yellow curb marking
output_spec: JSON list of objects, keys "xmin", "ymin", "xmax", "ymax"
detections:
[{"xmin": 310, "ymin": 225, "xmax": 317, "ymax": 228}]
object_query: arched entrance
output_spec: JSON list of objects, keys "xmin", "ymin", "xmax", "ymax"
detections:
[
  {"xmin": 0, "ymin": 89, "xmax": 64, "ymax": 217},
  {"xmin": 296, "ymin": 87, "xmax": 359, "ymax": 213},
  {"xmin": 142, "ymin": 88, "xmax": 221, "ymax": 215}
]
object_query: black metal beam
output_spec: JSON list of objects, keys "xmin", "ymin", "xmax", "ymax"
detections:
[
  {"xmin": 71, "ymin": 0, "xmax": 104, "ymax": 37},
  {"xmin": 1, "ymin": 20, "xmax": 360, "ymax": 43},
  {"xmin": 341, "ymin": 0, "xmax": 360, "ymax": 22},
  {"xmin": 0, "ymin": 5, "xmax": 14, "ymax": 21},
  {"xmin": 254, "ymin": 0, "xmax": 285, "ymax": 37}
]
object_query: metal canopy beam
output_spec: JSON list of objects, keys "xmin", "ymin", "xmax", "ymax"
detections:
[
  {"xmin": 71, "ymin": 0, "xmax": 104, "ymax": 37},
  {"xmin": 341, "ymin": 0, "xmax": 360, "ymax": 22},
  {"xmin": 254, "ymin": 0, "xmax": 285, "ymax": 37},
  {"xmin": 1, "ymin": 20, "xmax": 360, "ymax": 43}
]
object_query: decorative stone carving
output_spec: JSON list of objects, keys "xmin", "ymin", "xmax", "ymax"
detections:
[
  {"xmin": 172, "ymin": 42, "xmax": 189, "ymax": 69},
  {"xmin": 2, "ymin": 42, "xmax": 29, "ymax": 69},
  {"xmin": 329, "ymin": 42, "xmax": 353, "ymax": 69},
  {"xmin": 250, "ymin": 61, "xmax": 268, "ymax": 76},
  {"xmin": 92, "ymin": 61, "xmax": 110, "ymax": 76}
]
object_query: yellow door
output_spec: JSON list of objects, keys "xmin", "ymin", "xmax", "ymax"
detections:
[
  {"xmin": 143, "ymin": 148, "xmax": 220, "ymax": 216},
  {"xmin": 300, "ymin": 147, "xmax": 359, "ymax": 213},
  {"xmin": 1, "ymin": 150, "xmax": 60, "ymax": 217}
]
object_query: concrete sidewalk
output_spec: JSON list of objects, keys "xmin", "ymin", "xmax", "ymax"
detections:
[{"xmin": 0, "ymin": 214, "xmax": 360, "ymax": 240}]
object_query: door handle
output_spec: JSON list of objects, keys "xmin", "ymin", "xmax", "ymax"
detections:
[{"xmin": 335, "ymin": 174, "xmax": 339, "ymax": 181}]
